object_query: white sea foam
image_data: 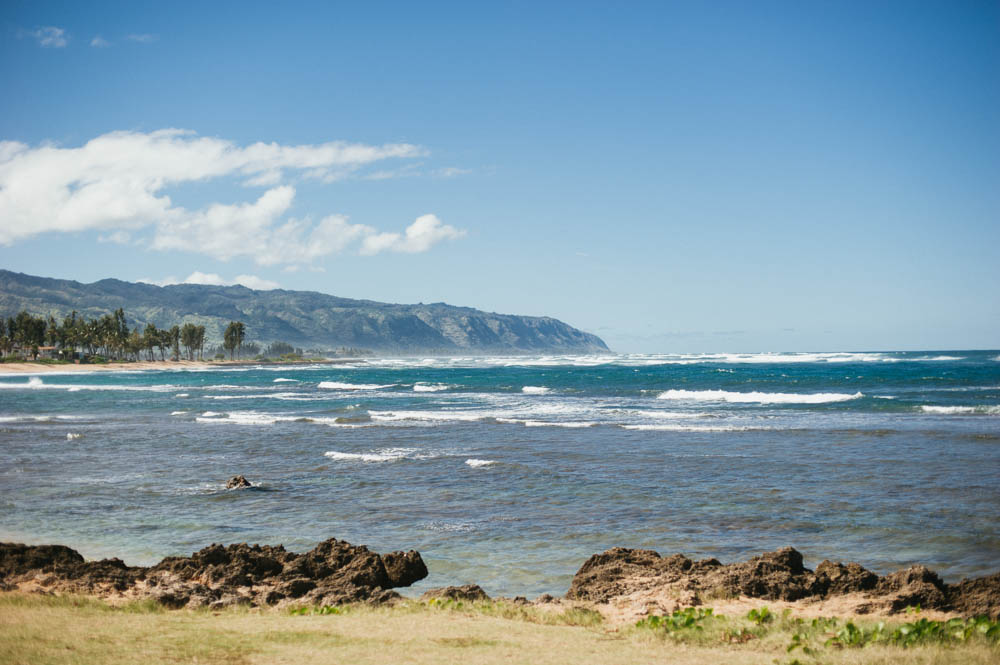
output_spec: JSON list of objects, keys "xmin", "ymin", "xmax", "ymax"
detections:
[
  {"xmin": 175, "ymin": 393, "xmax": 189, "ymax": 398},
  {"xmin": 272, "ymin": 392, "xmax": 327, "ymax": 401},
  {"xmin": 204, "ymin": 394, "xmax": 262, "ymax": 400},
  {"xmin": 66, "ymin": 432, "xmax": 82, "ymax": 440},
  {"xmin": 496, "ymin": 418, "xmax": 594, "ymax": 428},
  {"xmin": 657, "ymin": 389, "xmax": 863, "ymax": 404},
  {"xmin": 920, "ymin": 405, "xmax": 1000, "ymax": 415},
  {"xmin": 633, "ymin": 410, "xmax": 712, "ymax": 419},
  {"xmin": 465, "ymin": 458, "xmax": 496, "ymax": 468},
  {"xmin": 622, "ymin": 424, "xmax": 761, "ymax": 432},
  {"xmin": 368, "ymin": 409, "xmax": 485, "ymax": 423},
  {"xmin": 170, "ymin": 411, "xmax": 188, "ymax": 416},
  {"xmin": 324, "ymin": 447, "xmax": 423, "ymax": 463},
  {"xmin": 355, "ymin": 351, "xmax": 973, "ymax": 369},
  {"xmin": 318, "ymin": 381, "xmax": 393, "ymax": 390},
  {"xmin": 273, "ymin": 378, "xmax": 298, "ymax": 383},
  {"xmin": 0, "ymin": 378, "xmax": 178, "ymax": 393},
  {"xmin": 522, "ymin": 386, "xmax": 551, "ymax": 394},
  {"xmin": 200, "ymin": 411, "xmax": 223, "ymax": 417},
  {"xmin": 413, "ymin": 383, "xmax": 450, "ymax": 392}
]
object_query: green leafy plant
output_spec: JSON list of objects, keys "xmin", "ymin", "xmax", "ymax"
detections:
[
  {"xmin": 746, "ymin": 606, "xmax": 774, "ymax": 625},
  {"xmin": 636, "ymin": 607, "xmax": 715, "ymax": 634}
]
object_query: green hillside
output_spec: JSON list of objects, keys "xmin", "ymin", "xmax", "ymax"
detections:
[{"xmin": 0, "ymin": 270, "xmax": 608, "ymax": 354}]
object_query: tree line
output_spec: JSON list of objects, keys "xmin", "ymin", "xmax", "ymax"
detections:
[{"xmin": 0, "ymin": 309, "xmax": 249, "ymax": 363}]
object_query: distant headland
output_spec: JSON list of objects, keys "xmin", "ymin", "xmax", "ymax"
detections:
[{"xmin": 0, "ymin": 270, "xmax": 608, "ymax": 355}]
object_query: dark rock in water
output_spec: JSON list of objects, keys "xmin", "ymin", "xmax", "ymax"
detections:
[
  {"xmin": 564, "ymin": 545, "xmax": 1000, "ymax": 618},
  {"xmin": 0, "ymin": 538, "xmax": 428, "ymax": 610},
  {"xmin": 420, "ymin": 584, "xmax": 491, "ymax": 603},
  {"xmin": 226, "ymin": 475, "xmax": 252, "ymax": 489}
]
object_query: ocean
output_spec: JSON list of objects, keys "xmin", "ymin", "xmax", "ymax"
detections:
[{"xmin": 1, "ymin": 350, "xmax": 998, "ymax": 597}]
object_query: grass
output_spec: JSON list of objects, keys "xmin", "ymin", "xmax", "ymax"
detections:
[{"xmin": 1, "ymin": 593, "xmax": 998, "ymax": 665}]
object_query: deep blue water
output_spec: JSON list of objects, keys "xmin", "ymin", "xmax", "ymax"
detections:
[{"xmin": 1, "ymin": 350, "xmax": 998, "ymax": 597}]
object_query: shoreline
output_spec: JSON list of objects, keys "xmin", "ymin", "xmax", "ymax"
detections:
[
  {"xmin": 0, "ymin": 358, "xmax": 366, "ymax": 374},
  {"xmin": 2, "ymin": 538, "xmax": 997, "ymax": 623}
]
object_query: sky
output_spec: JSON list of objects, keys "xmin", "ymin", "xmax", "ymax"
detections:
[{"xmin": 1, "ymin": 1, "xmax": 997, "ymax": 353}]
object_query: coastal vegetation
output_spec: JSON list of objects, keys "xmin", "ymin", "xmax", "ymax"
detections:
[
  {"xmin": 0, "ymin": 310, "xmax": 348, "ymax": 365},
  {"xmin": 0, "ymin": 309, "xmax": 208, "ymax": 363},
  {"xmin": 1, "ymin": 593, "xmax": 997, "ymax": 665}
]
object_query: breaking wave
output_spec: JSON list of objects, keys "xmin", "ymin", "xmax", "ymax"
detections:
[
  {"xmin": 317, "ymin": 381, "xmax": 393, "ymax": 390},
  {"xmin": 657, "ymin": 389, "xmax": 863, "ymax": 404},
  {"xmin": 920, "ymin": 405, "xmax": 1000, "ymax": 415},
  {"xmin": 324, "ymin": 447, "xmax": 431, "ymax": 463}
]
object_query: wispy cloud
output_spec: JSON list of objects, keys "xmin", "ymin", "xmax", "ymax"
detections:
[
  {"xmin": 433, "ymin": 167, "xmax": 471, "ymax": 178},
  {"xmin": 0, "ymin": 129, "xmax": 462, "ymax": 265},
  {"xmin": 90, "ymin": 35, "xmax": 111, "ymax": 47},
  {"xmin": 126, "ymin": 33, "xmax": 157, "ymax": 43},
  {"xmin": 30, "ymin": 26, "xmax": 68, "ymax": 48},
  {"xmin": 139, "ymin": 271, "xmax": 280, "ymax": 291}
]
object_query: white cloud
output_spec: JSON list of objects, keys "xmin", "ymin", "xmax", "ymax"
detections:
[
  {"xmin": 32, "ymin": 26, "xmax": 67, "ymax": 48},
  {"xmin": 0, "ymin": 129, "xmax": 461, "ymax": 264},
  {"xmin": 139, "ymin": 271, "xmax": 280, "ymax": 290},
  {"xmin": 126, "ymin": 33, "xmax": 157, "ymax": 43},
  {"xmin": 90, "ymin": 36, "xmax": 110, "ymax": 47},
  {"xmin": 360, "ymin": 214, "xmax": 465, "ymax": 255}
]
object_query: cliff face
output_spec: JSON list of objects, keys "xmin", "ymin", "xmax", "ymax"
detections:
[{"xmin": 0, "ymin": 270, "xmax": 609, "ymax": 353}]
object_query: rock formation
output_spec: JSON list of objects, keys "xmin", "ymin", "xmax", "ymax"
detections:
[
  {"xmin": 225, "ymin": 475, "xmax": 252, "ymax": 489},
  {"xmin": 0, "ymin": 538, "xmax": 427, "ymax": 609},
  {"xmin": 566, "ymin": 546, "xmax": 1000, "ymax": 619}
]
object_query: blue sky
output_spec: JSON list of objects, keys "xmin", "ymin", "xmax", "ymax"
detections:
[{"xmin": 1, "ymin": 1, "xmax": 997, "ymax": 352}]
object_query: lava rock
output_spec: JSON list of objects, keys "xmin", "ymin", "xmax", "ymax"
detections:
[
  {"xmin": 421, "ymin": 584, "xmax": 491, "ymax": 603},
  {"xmin": 226, "ymin": 475, "xmax": 252, "ymax": 489}
]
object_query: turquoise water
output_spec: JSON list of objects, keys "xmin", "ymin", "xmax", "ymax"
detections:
[{"xmin": 1, "ymin": 350, "xmax": 998, "ymax": 597}]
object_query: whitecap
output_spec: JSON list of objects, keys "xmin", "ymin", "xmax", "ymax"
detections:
[
  {"xmin": 522, "ymin": 386, "xmax": 551, "ymax": 395},
  {"xmin": 66, "ymin": 432, "xmax": 82, "ymax": 440},
  {"xmin": 368, "ymin": 410, "xmax": 485, "ymax": 423},
  {"xmin": 496, "ymin": 418, "xmax": 594, "ymax": 428},
  {"xmin": 622, "ymin": 424, "xmax": 761, "ymax": 432},
  {"xmin": 413, "ymin": 383, "xmax": 450, "ymax": 392},
  {"xmin": 465, "ymin": 458, "xmax": 496, "ymax": 468},
  {"xmin": 920, "ymin": 405, "xmax": 1000, "ymax": 415},
  {"xmin": 200, "ymin": 411, "xmax": 223, "ymax": 417},
  {"xmin": 175, "ymin": 393, "xmax": 189, "ymax": 398},
  {"xmin": 656, "ymin": 389, "xmax": 863, "ymax": 404},
  {"xmin": 317, "ymin": 381, "xmax": 393, "ymax": 390},
  {"xmin": 324, "ymin": 447, "xmax": 423, "ymax": 463},
  {"xmin": 170, "ymin": 411, "xmax": 188, "ymax": 416},
  {"xmin": 273, "ymin": 378, "xmax": 298, "ymax": 383}
]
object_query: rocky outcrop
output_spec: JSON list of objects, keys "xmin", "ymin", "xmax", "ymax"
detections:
[
  {"xmin": 0, "ymin": 538, "xmax": 427, "ymax": 609},
  {"xmin": 226, "ymin": 475, "xmax": 252, "ymax": 489},
  {"xmin": 566, "ymin": 546, "xmax": 1000, "ymax": 619},
  {"xmin": 420, "ymin": 584, "xmax": 491, "ymax": 603}
]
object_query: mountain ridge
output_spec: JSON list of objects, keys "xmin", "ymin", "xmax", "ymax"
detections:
[{"xmin": 0, "ymin": 270, "xmax": 608, "ymax": 354}]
